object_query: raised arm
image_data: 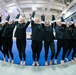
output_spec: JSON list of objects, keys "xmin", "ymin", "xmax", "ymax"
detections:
[
  {"xmin": 70, "ymin": 17, "xmax": 74, "ymax": 28},
  {"xmin": 41, "ymin": 14, "xmax": 45, "ymax": 28},
  {"xmin": 14, "ymin": 14, "xmax": 20, "ymax": 25},
  {"xmin": 1, "ymin": 15, "xmax": 9, "ymax": 28},
  {"xmin": 61, "ymin": 16, "xmax": 66, "ymax": 28},
  {"xmin": 0, "ymin": 14, "xmax": 2, "ymax": 28},
  {"xmin": 41, "ymin": 14, "xmax": 45, "ymax": 21},
  {"xmin": 0, "ymin": 14, "xmax": 2, "ymax": 23},
  {"xmin": 32, "ymin": 11, "xmax": 35, "ymax": 18},
  {"xmin": 25, "ymin": 20, "xmax": 31, "ymax": 28},
  {"xmin": 3, "ymin": 15, "xmax": 10, "ymax": 25},
  {"xmin": 51, "ymin": 15, "xmax": 56, "ymax": 28},
  {"xmin": 31, "ymin": 11, "xmax": 35, "ymax": 26},
  {"xmin": 0, "ymin": 14, "xmax": 10, "ymax": 25},
  {"xmin": 6, "ymin": 15, "xmax": 10, "ymax": 22}
]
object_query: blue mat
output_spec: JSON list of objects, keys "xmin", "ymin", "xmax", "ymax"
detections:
[{"xmin": 0, "ymin": 40, "xmax": 73, "ymax": 66}]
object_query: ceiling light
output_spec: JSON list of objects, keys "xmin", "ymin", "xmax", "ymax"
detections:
[
  {"xmin": 8, "ymin": 9, "xmax": 13, "ymax": 13},
  {"xmin": 62, "ymin": 10, "xmax": 67, "ymax": 14},
  {"xmin": 32, "ymin": 5, "xmax": 37, "ymax": 11}
]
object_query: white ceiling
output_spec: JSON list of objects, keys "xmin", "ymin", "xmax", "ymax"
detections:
[{"xmin": 0, "ymin": 0, "xmax": 76, "ymax": 21}]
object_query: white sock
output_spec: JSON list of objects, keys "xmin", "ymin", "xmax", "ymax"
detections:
[
  {"xmin": 4, "ymin": 57, "xmax": 6, "ymax": 62},
  {"xmin": 54, "ymin": 59, "xmax": 57, "ymax": 64},
  {"xmin": 11, "ymin": 60, "xmax": 14, "ymax": 64},
  {"xmin": 23, "ymin": 61, "xmax": 26, "ymax": 66},
  {"xmin": 65, "ymin": 58, "xmax": 68, "ymax": 62},
  {"xmin": 20, "ymin": 61, "xmax": 23, "ymax": 65},
  {"xmin": 45, "ymin": 61, "xmax": 48, "ymax": 66},
  {"xmin": 36, "ymin": 61, "xmax": 39, "ymax": 66},
  {"xmin": 32, "ymin": 61, "xmax": 35, "ymax": 66},
  {"xmin": 8, "ymin": 58, "xmax": 10, "ymax": 63}
]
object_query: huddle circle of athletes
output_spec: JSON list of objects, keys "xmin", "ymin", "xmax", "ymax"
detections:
[{"xmin": 0, "ymin": 11, "xmax": 76, "ymax": 66}]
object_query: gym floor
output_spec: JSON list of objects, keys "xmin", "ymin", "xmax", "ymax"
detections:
[{"xmin": 0, "ymin": 60, "xmax": 76, "ymax": 75}]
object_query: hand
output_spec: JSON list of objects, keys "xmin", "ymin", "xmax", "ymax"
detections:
[{"xmin": 41, "ymin": 13, "xmax": 45, "ymax": 21}]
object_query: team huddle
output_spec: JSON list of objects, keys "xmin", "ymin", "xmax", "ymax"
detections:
[{"xmin": 0, "ymin": 11, "xmax": 76, "ymax": 66}]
